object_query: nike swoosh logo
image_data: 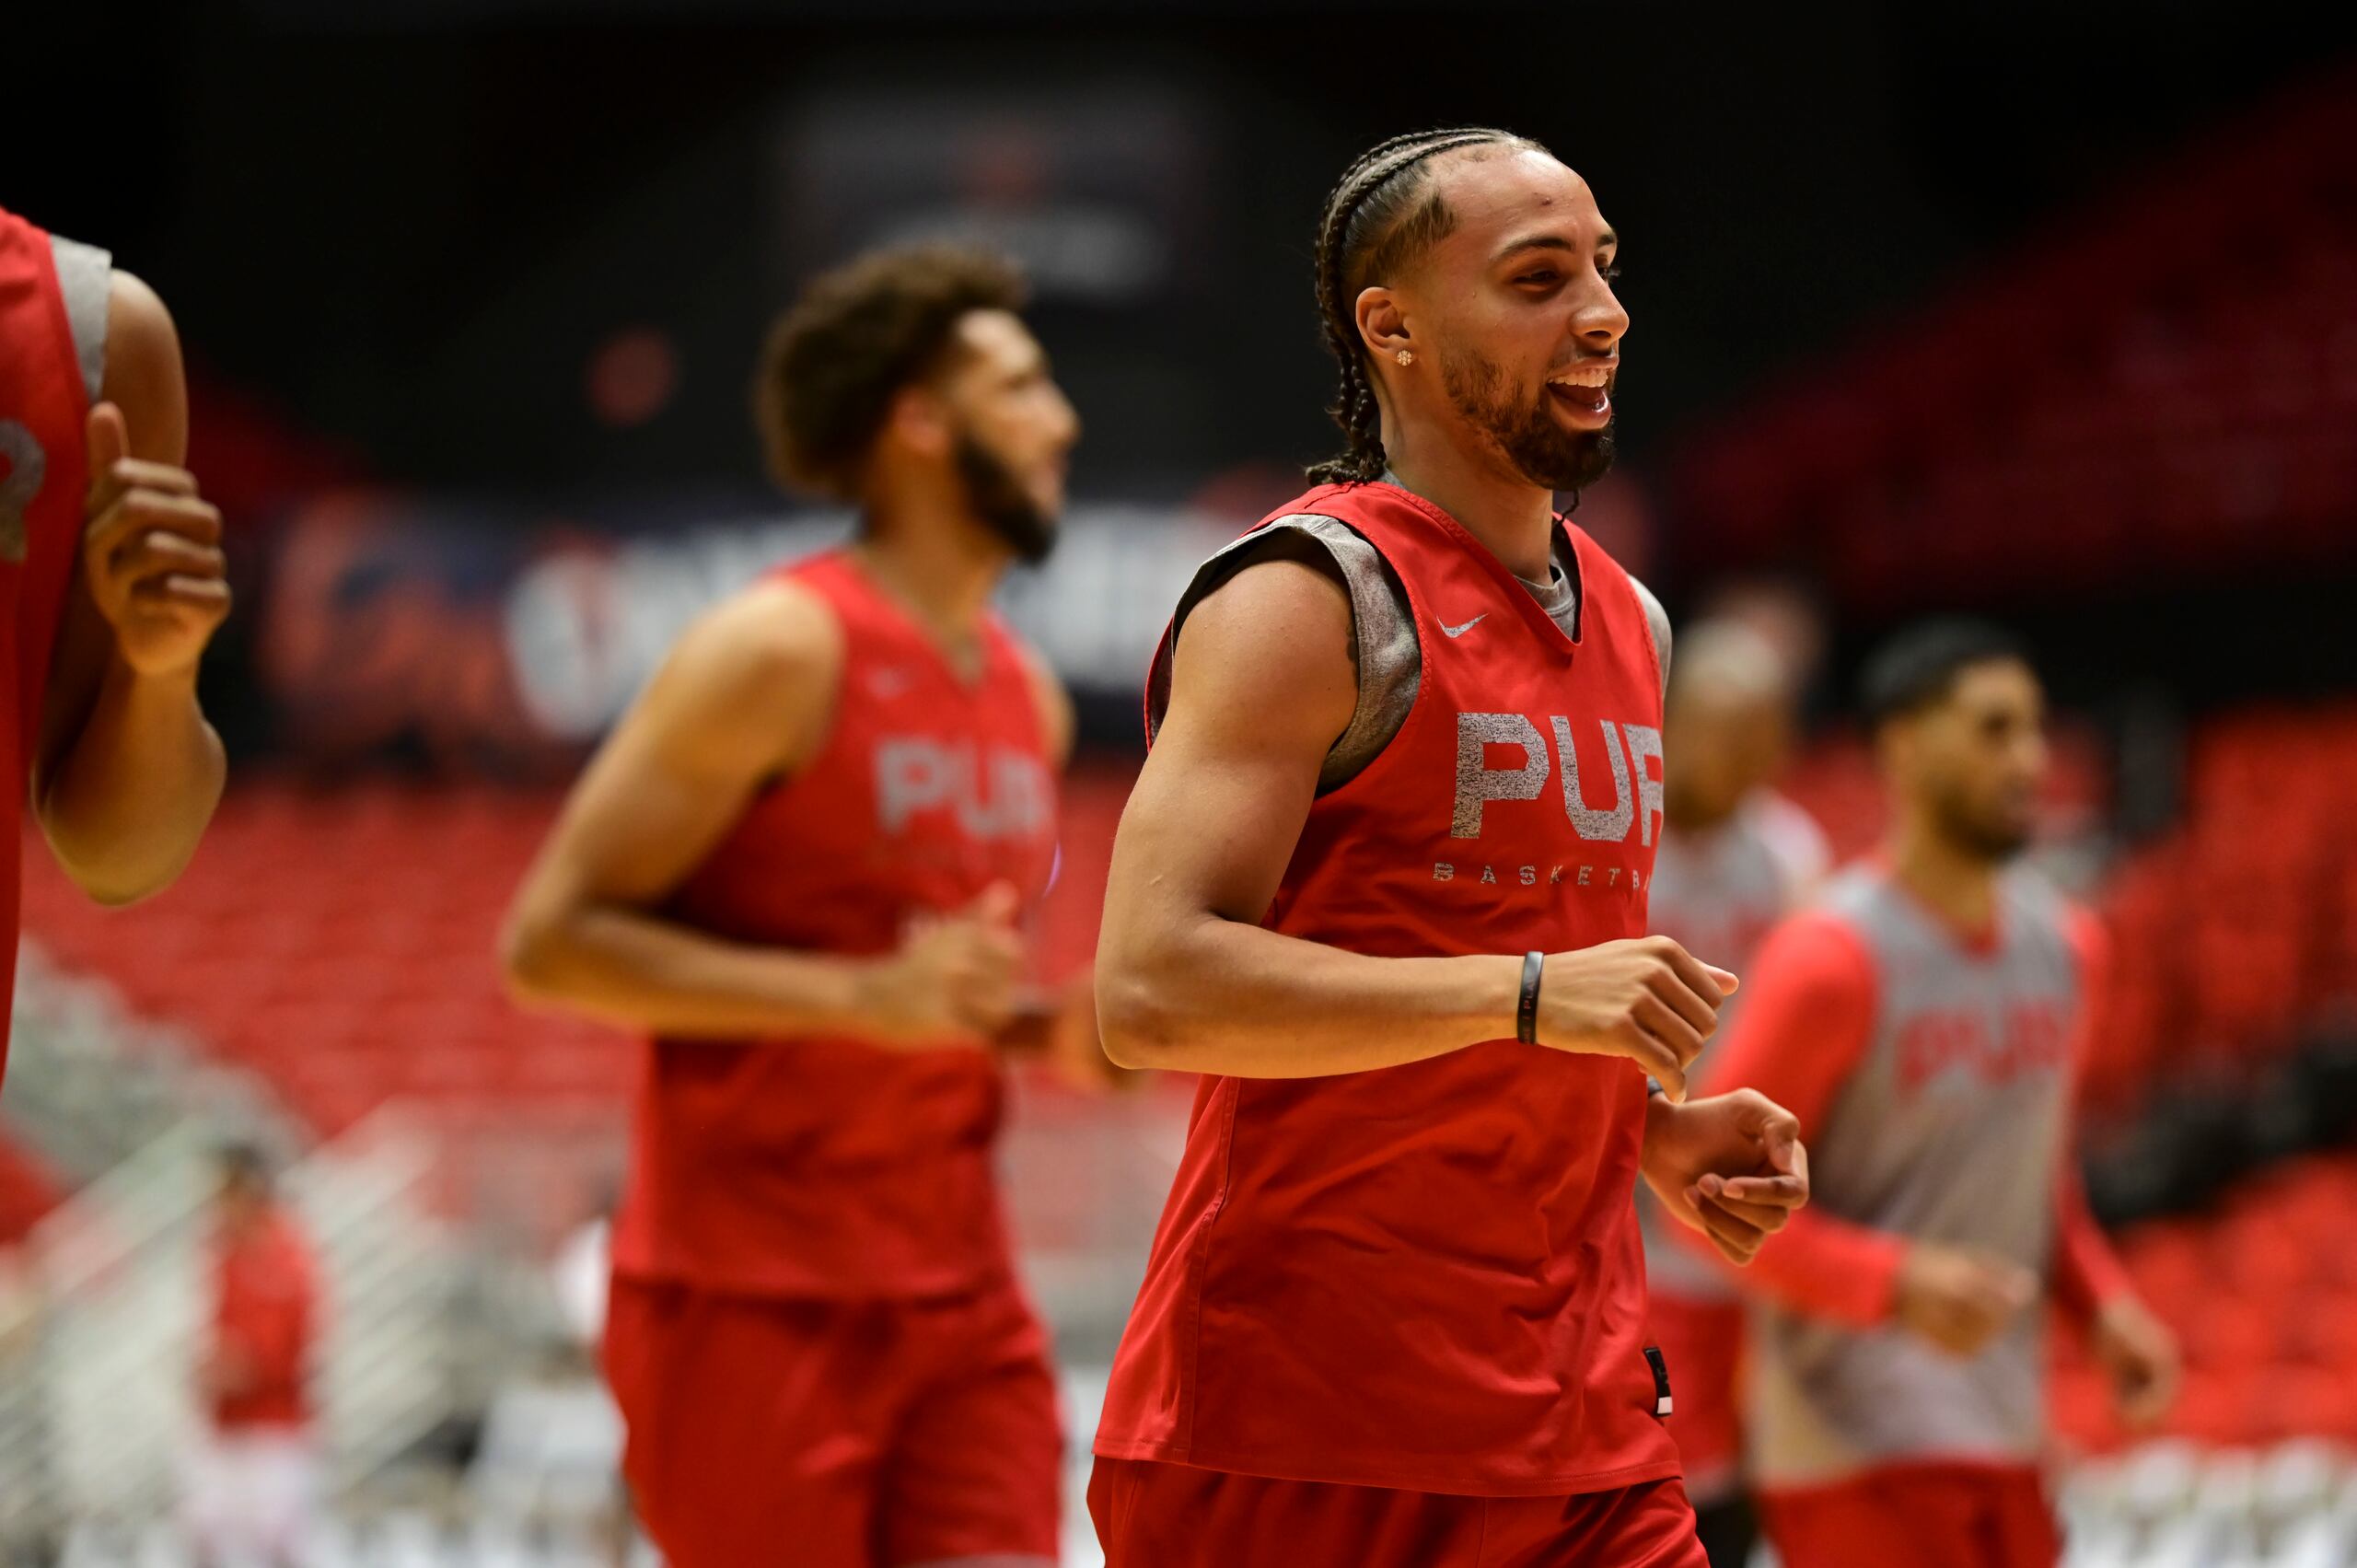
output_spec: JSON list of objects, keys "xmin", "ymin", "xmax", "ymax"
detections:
[{"xmin": 1439, "ymin": 613, "xmax": 1488, "ymax": 638}]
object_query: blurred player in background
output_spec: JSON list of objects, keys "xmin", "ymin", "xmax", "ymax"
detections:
[
  {"xmin": 0, "ymin": 206, "xmax": 230, "ymax": 1077},
  {"xmin": 1700, "ymin": 621, "xmax": 2179, "ymax": 1567},
  {"xmin": 1636, "ymin": 620, "xmax": 1827, "ymax": 1566},
  {"xmin": 503, "ymin": 245, "xmax": 1081, "ymax": 1568},
  {"xmin": 185, "ymin": 1145, "xmax": 323, "ymax": 1568},
  {"xmin": 1089, "ymin": 127, "xmax": 1808, "ymax": 1568}
]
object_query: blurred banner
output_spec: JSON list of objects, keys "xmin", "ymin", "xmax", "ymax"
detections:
[
  {"xmin": 254, "ymin": 495, "xmax": 1233, "ymax": 772},
  {"xmin": 776, "ymin": 83, "xmax": 1210, "ymax": 308}
]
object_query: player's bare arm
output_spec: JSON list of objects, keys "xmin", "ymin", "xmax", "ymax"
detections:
[
  {"xmin": 33, "ymin": 269, "xmax": 227, "ymax": 905},
  {"xmin": 501, "ymin": 579, "xmax": 1022, "ymax": 1047},
  {"xmin": 1098, "ymin": 556, "xmax": 1746, "ymax": 1088}
]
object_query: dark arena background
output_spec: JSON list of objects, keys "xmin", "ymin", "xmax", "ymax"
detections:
[{"xmin": 3, "ymin": 3, "xmax": 2357, "ymax": 1564}]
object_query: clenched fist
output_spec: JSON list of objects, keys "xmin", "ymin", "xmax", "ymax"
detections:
[
  {"xmin": 860, "ymin": 882, "xmax": 1028, "ymax": 1047},
  {"xmin": 81, "ymin": 401, "xmax": 230, "ymax": 679},
  {"xmin": 1641, "ymin": 1087, "xmax": 1810, "ymax": 1264},
  {"xmin": 1895, "ymin": 1243, "xmax": 2037, "ymax": 1358},
  {"xmin": 1531, "ymin": 935, "xmax": 1738, "ymax": 1101}
]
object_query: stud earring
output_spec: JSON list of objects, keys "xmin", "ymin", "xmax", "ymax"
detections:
[{"xmin": 1395, "ymin": 349, "xmax": 1415, "ymax": 367}]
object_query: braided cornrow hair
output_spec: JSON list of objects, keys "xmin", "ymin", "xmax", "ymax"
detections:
[{"xmin": 1306, "ymin": 126, "xmax": 1546, "ymax": 484}]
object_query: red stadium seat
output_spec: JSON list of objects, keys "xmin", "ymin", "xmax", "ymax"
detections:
[
  {"xmin": 2121, "ymin": 1224, "xmax": 2208, "ymax": 1307},
  {"xmin": 2177, "ymin": 1295, "xmax": 2282, "ymax": 1373},
  {"xmin": 2165, "ymin": 1367, "xmax": 2258, "ymax": 1446},
  {"xmin": 2245, "ymin": 1365, "xmax": 2357, "ymax": 1446}
]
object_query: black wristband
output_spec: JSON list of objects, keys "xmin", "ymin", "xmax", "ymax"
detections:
[{"xmin": 1516, "ymin": 950, "xmax": 1544, "ymax": 1044}]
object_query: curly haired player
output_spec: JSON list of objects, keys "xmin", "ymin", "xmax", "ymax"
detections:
[{"xmin": 505, "ymin": 245, "xmax": 1081, "ymax": 1568}]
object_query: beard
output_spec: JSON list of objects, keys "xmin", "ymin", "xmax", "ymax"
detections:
[
  {"xmin": 955, "ymin": 431, "xmax": 1058, "ymax": 564},
  {"xmin": 1933, "ymin": 784, "xmax": 2034, "ymax": 863},
  {"xmin": 1439, "ymin": 343, "xmax": 1618, "ymax": 494}
]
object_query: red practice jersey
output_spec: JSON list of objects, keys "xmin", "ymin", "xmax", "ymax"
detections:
[
  {"xmin": 0, "ymin": 209, "xmax": 108, "ymax": 1078},
  {"xmin": 1096, "ymin": 481, "xmax": 1680, "ymax": 1497},
  {"xmin": 609, "ymin": 550, "xmax": 1060, "ymax": 1299},
  {"xmin": 209, "ymin": 1206, "xmax": 323, "ymax": 1432}
]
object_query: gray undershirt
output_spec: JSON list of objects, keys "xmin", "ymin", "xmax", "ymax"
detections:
[{"xmin": 48, "ymin": 235, "xmax": 110, "ymax": 405}]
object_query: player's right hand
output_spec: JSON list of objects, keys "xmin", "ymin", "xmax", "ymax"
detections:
[
  {"xmin": 1530, "ymin": 935, "xmax": 1738, "ymax": 1102},
  {"xmin": 1895, "ymin": 1242, "xmax": 2038, "ymax": 1357},
  {"xmin": 82, "ymin": 402, "xmax": 231, "ymax": 680},
  {"xmin": 864, "ymin": 882, "xmax": 1027, "ymax": 1047}
]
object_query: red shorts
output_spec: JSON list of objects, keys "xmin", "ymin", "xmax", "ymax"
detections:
[
  {"xmin": 1759, "ymin": 1462, "xmax": 2061, "ymax": 1568},
  {"xmin": 1647, "ymin": 1295, "xmax": 1747, "ymax": 1504},
  {"xmin": 1089, "ymin": 1458, "xmax": 1707, "ymax": 1568},
  {"xmin": 603, "ymin": 1273, "xmax": 1060, "ymax": 1568}
]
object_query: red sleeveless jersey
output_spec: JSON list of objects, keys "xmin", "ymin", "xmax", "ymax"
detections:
[
  {"xmin": 609, "ymin": 550, "xmax": 1059, "ymax": 1298},
  {"xmin": 0, "ymin": 210, "xmax": 100, "ymax": 1079},
  {"xmin": 1095, "ymin": 482, "xmax": 1679, "ymax": 1496}
]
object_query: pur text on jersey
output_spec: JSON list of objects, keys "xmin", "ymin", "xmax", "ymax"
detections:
[{"xmin": 1452, "ymin": 714, "xmax": 1665, "ymax": 842}]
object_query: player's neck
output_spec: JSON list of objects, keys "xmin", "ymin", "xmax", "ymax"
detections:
[
  {"xmin": 1886, "ymin": 821, "xmax": 1999, "ymax": 938},
  {"xmin": 850, "ymin": 504, "xmax": 1008, "ymax": 647},
  {"xmin": 1379, "ymin": 426, "xmax": 1554, "ymax": 583}
]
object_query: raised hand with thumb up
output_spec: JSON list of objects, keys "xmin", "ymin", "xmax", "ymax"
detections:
[{"xmin": 81, "ymin": 401, "xmax": 230, "ymax": 679}]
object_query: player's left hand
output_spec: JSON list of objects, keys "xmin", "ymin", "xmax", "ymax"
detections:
[
  {"xmin": 2091, "ymin": 1294, "xmax": 2179, "ymax": 1428},
  {"xmin": 1640, "ymin": 1087, "xmax": 1809, "ymax": 1265},
  {"xmin": 82, "ymin": 401, "xmax": 231, "ymax": 680}
]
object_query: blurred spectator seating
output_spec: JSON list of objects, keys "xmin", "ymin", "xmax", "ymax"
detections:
[
  {"xmin": 20, "ymin": 703, "xmax": 2357, "ymax": 1159},
  {"xmin": 15, "ymin": 702, "xmax": 2357, "ymax": 1265},
  {"xmin": 1671, "ymin": 75, "xmax": 2357, "ymax": 608},
  {"xmin": 22, "ymin": 784, "xmax": 622, "ymax": 1141},
  {"xmin": 2079, "ymin": 704, "xmax": 2357, "ymax": 1116},
  {"xmin": 2054, "ymin": 1148, "xmax": 2357, "ymax": 1453},
  {"xmin": 13, "ymin": 766, "xmax": 1138, "ymax": 1249}
]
